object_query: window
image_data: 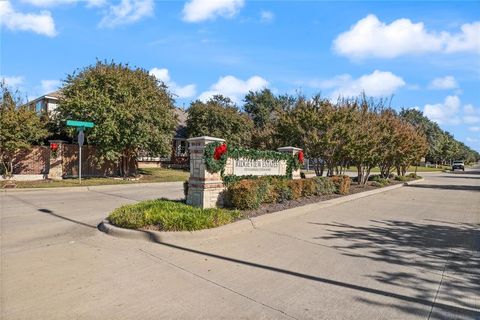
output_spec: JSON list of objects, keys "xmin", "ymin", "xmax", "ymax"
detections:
[
  {"xmin": 176, "ymin": 140, "xmax": 187, "ymax": 156},
  {"xmin": 35, "ymin": 101, "xmax": 43, "ymax": 113}
]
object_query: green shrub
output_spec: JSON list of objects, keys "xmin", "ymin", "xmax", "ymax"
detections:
[
  {"xmin": 272, "ymin": 179, "xmax": 293, "ymax": 203},
  {"xmin": 108, "ymin": 199, "xmax": 239, "ymax": 231},
  {"xmin": 330, "ymin": 175, "xmax": 351, "ymax": 195},
  {"xmin": 370, "ymin": 175, "xmax": 389, "ymax": 186},
  {"xmin": 228, "ymin": 179, "xmax": 262, "ymax": 210},
  {"xmin": 302, "ymin": 178, "xmax": 317, "ymax": 197},
  {"xmin": 394, "ymin": 175, "xmax": 408, "ymax": 181},
  {"xmin": 313, "ymin": 177, "xmax": 337, "ymax": 195},
  {"xmin": 287, "ymin": 180, "xmax": 304, "ymax": 199},
  {"xmin": 371, "ymin": 181, "xmax": 383, "ymax": 188}
]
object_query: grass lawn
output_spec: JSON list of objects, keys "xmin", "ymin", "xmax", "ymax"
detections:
[
  {"xmin": 1, "ymin": 167, "xmax": 189, "ymax": 189},
  {"xmin": 302, "ymin": 165, "xmax": 448, "ymax": 174},
  {"xmin": 108, "ymin": 199, "xmax": 241, "ymax": 231}
]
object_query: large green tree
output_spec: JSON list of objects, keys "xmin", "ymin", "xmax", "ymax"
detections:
[
  {"xmin": 186, "ymin": 95, "xmax": 254, "ymax": 147},
  {"xmin": 0, "ymin": 82, "xmax": 48, "ymax": 177},
  {"xmin": 57, "ymin": 61, "xmax": 177, "ymax": 176},
  {"xmin": 243, "ymin": 89, "xmax": 291, "ymax": 149}
]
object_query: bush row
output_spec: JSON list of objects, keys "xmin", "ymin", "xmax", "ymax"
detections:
[{"xmin": 226, "ymin": 176, "xmax": 348, "ymax": 210}]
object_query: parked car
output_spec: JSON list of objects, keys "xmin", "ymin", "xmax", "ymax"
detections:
[{"xmin": 452, "ymin": 161, "xmax": 465, "ymax": 171}]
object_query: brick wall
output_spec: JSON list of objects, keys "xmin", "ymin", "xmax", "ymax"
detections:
[
  {"xmin": 12, "ymin": 146, "xmax": 50, "ymax": 175},
  {"xmin": 62, "ymin": 144, "xmax": 125, "ymax": 177}
]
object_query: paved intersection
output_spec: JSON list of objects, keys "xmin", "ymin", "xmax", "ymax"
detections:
[{"xmin": 1, "ymin": 172, "xmax": 478, "ymax": 319}]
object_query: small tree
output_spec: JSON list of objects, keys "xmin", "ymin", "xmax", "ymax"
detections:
[
  {"xmin": 187, "ymin": 95, "xmax": 254, "ymax": 147},
  {"xmin": 57, "ymin": 61, "xmax": 177, "ymax": 177},
  {"xmin": 0, "ymin": 82, "xmax": 48, "ymax": 177}
]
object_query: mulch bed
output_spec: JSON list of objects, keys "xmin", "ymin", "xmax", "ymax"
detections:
[{"xmin": 240, "ymin": 180, "xmax": 404, "ymax": 220}]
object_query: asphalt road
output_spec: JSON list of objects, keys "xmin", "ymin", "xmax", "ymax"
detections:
[{"xmin": 1, "ymin": 171, "xmax": 479, "ymax": 319}]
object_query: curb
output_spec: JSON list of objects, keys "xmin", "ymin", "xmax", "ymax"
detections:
[
  {"xmin": 2, "ymin": 181, "xmax": 183, "ymax": 193},
  {"xmin": 98, "ymin": 178, "xmax": 425, "ymax": 243}
]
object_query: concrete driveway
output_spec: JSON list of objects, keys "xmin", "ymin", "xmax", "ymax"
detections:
[{"xmin": 1, "ymin": 172, "xmax": 479, "ymax": 319}]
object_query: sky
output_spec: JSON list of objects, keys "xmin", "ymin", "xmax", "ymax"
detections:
[{"xmin": 1, "ymin": 0, "xmax": 479, "ymax": 151}]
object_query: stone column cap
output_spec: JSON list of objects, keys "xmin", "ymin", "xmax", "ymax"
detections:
[
  {"xmin": 187, "ymin": 136, "xmax": 225, "ymax": 143},
  {"xmin": 277, "ymin": 146, "xmax": 302, "ymax": 152}
]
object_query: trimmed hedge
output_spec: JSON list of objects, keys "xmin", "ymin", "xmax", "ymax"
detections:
[
  {"xmin": 227, "ymin": 176, "xmax": 340, "ymax": 210},
  {"xmin": 330, "ymin": 175, "xmax": 351, "ymax": 195}
]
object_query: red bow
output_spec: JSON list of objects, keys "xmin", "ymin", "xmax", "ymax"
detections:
[
  {"xmin": 297, "ymin": 150, "xmax": 304, "ymax": 164},
  {"xmin": 213, "ymin": 143, "xmax": 227, "ymax": 160},
  {"xmin": 50, "ymin": 143, "xmax": 59, "ymax": 152}
]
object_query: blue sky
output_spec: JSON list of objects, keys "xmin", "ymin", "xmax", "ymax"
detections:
[{"xmin": 1, "ymin": 0, "xmax": 479, "ymax": 151}]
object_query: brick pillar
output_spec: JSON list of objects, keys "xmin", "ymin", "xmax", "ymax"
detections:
[
  {"xmin": 48, "ymin": 140, "xmax": 66, "ymax": 180},
  {"xmin": 277, "ymin": 146, "xmax": 303, "ymax": 180},
  {"xmin": 186, "ymin": 136, "xmax": 226, "ymax": 209}
]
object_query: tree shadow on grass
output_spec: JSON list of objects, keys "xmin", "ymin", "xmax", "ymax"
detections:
[{"xmin": 312, "ymin": 219, "xmax": 479, "ymax": 318}]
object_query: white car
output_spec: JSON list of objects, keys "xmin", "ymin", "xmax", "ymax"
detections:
[{"xmin": 452, "ymin": 161, "xmax": 465, "ymax": 171}]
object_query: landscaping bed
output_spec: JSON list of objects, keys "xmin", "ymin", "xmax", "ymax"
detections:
[
  {"xmin": 107, "ymin": 174, "xmax": 420, "ymax": 232},
  {"xmin": 241, "ymin": 180, "xmax": 402, "ymax": 219}
]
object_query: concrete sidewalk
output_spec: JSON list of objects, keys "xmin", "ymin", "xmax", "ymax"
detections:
[{"xmin": 1, "ymin": 172, "xmax": 479, "ymax": 319}]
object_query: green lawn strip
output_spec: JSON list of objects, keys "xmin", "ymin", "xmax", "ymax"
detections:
[
  {"xmin": 108, "ymin": 199, "xmax": 241, "ymax": 231},
  {"xmin": 302, "ymin": 166, "xmax": 448, "ymax": 174},
  {"xmin": 1, "ymin": 168, "xmax": 189, "ymax": 189}
]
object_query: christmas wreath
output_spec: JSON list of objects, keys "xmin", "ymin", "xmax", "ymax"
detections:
[{"xmin": 204, "ymin": 142, "xmax": 228, "ymax": 174}]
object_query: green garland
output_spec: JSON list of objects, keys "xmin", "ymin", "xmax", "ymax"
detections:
[{"xmin": 204, "ymin": 142, "xmax": 301, "ymax": 181}]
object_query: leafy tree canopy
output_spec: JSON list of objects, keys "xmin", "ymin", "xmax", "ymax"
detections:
[
  {"xmin": 0, "ymin": 82, "xmax": 48, "ymax": 177},
  {"xmin": 56, "ymin": 60, "xmax": 177, "ymax": 176},
  {"xmin": 186, "ymin": 95, "xmax": 254, "ymax": 147}
]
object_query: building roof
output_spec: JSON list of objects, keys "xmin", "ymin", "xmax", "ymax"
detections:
[{"xmin": 26, "ymin": 90, "xmax": 62, "ymax": 106}]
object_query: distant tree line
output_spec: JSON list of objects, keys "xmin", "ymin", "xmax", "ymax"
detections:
[
  {"xmin": 2, "ymin": 61, "xmax": 478, "ymax": 180},
  {"xmin": 187, "ymin": 89, "xmax": 479, "ymax": 184}
]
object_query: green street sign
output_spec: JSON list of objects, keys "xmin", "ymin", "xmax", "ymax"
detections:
[{"xmin": 66, "ymin": 120, "xmax": 95, "ymax": 128}]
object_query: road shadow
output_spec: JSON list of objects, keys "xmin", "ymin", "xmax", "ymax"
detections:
[
  {"xmin": 406, "ymin": 184, "xmax": 480, "ymax": 191},
  {"xmin": 312, "ymin": 219, "xmax": 479, "ymax": 318},
  {"xmin": 38, "ymin": 208, "xmax": 97, "ymax": 229},
  {"xmin": 99, "ymin": 220, "xmax": 479, "ymax": 319}
]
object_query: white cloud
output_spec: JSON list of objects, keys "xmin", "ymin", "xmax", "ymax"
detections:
[
  {"xmin": 333, "ymin": 14, "xmax": 480, "ymax": 59},
  {"xmin": 424, "ymin": 95, "xmax": 462, "ymax": 125},
  {"xmin": 40, "ymin": 79, "xmax": 61, "ymax": 94},
  {"xmin": 0, "ymin": 1, "xmax": 56, "ymax": 37},
  {"xmin": 199, "ymin": 75, "xmax": 268, "ymax": 103},
  {"xmin": 445, "ymin": 22, "xmax": 480, "ymax": 53},
  {"xmin": 1, "ymin": 76, "xmax": 25, "ymax": 88},
  {"xmin": 469, "ymin": 126, "xmax": 480, "ymax": 132},
  {"xmin": 149, "ymin": 68, "xmax": 196, "ymax": 99},
  {"xmin": 99, "ymin": 0, "xmax": 153, "ymax": 28},
  {"xmin": 429, "ymin": 76, "xmax": 458, "ymax": 90},
  {"xmin": 23, "ymin": 0, "xmax": 106, "ymax": 7},
  {"xmin": 22, "ymin": 0, "xmax": 76, "ymax": 6},
  {"xmin": 182, "ymin": 0, "xmax": 244, "ymax": 23},
  {"xmin": 260, "ymin": 10, "xmax": 274, "ymax": 23},
  {"xmin": 424, "ymin": 96, "xmax": 480, "ymax": 127},
  {"xmin": 463, "ymin": 104, "xmax": 480, "ymax": 124},
  {"xmin": 312, "ymin": 70, "xmax": 405, "ymax": 98}
]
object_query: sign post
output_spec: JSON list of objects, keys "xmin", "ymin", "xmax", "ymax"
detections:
[{"xmin": 66, "ymin": 120, "xmax": 94, "ymax": 183}]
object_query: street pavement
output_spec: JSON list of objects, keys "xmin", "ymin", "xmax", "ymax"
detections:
[{"xmin": 1, "ymin": 171, "xmax": 479, "ymax": 319}]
